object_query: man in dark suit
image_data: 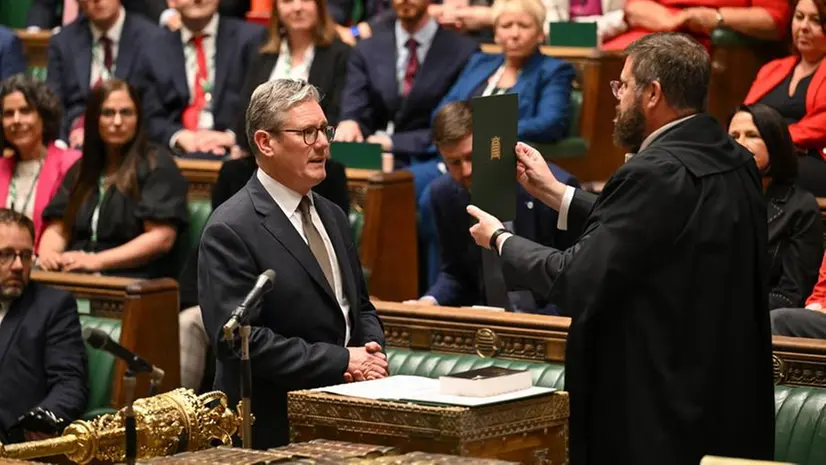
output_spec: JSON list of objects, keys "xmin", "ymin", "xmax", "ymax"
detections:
[
  {"xmin": 45, "ymin": 0, "xmax": 162, "ymax": 144},
  {"xmin": 199, "ymin": 79, "xmax": 387, "ymax": 449},
  {"xmin": 0, "ymin": 27, "xmax": 27, "ymax": 81},
  {"xmin": 136, "ymin": 0, "xmax": 265, "ymax": 159},
  {"xmin": 466, "ymin": 33, "xmax": 774, "ymax": 465},
  {"xmin": 0, "ymin": 209, "xmax": 87, "ymax": 444},
  {"xmin": 27, "ymin": 0, "xmax": 169, "ymax": 29},
  {"xmin": 334, "ymin": 0, "xmax": 477, "ymax": 197},
  {"xmin": 409, "ymin": 101, "xmax": 578, "ymax": 313}
]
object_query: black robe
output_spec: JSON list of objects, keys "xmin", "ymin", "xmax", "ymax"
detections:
[{"xmin": 500, "ymin": 114, "xmax": 774, "ymax": 465}]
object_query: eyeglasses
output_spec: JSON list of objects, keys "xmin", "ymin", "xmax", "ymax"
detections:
[
  {"xmin": 100, "ymin": 108, "xmax": 137, "ymax": 119},
  {"xmin": 610, "ymin": 80, "xmax": 626, "ymax": 100},
  {"xmin": 0, "ymin": 249, "xmax": 33, "ymax": 267},
  {"xmin": 282, "ymin": 125, "xmax": 335, "ymax": 145}
]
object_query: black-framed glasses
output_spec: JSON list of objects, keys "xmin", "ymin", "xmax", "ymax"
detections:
[
  {"xmin": 282, "ymin": 125, "xmax": 335, "ymax": 145},
  {"xmin": 0, "ymin": 249, "xmax": 34, "ymax": 267}
]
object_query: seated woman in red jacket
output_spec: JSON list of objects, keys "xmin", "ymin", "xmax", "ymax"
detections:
[
  {"xmin": 772, "ymin": 252, "xmax": 826, "ymax": 339},
  {"xmin": 744, "ymin": 0, "xmax": 826, "ymax": 196},
  {"xmin": 606, "ymin": 0, "xmax": 789, "ymax": 50}
]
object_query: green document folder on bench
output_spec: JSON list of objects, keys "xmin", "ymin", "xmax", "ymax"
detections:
[
  {"xmin": 547, "ymin": 22, "xmax": 598, "ymax": 48},
  {"xmin": 471, "ymin": 93, "xmax": 517, "ymax": 222},
  {"xmin": 331, "ymin": 142, "xmax": 383, "ymax": 170}
]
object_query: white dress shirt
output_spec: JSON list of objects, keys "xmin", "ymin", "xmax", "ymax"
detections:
[
  {"xmin": 89, "ymin": 6, "xmax": 126, "ymax": 86},
  {"xmin": 498, "ymin": 114, "xmax": 698, "ymax": 254},
  {"xmin": 5, "ymin": 159, "xmax": 42, "ymax": 221},
  {"xmin": 180, "ymin": 13, "xmax": 220, "ymax": 130},
  {"xmin": 256, "ymin": 168, "xmax": 352, "ymax": 345},
  {"xmin": 0, "ymin": 301, "xmax": 8, "ymax": 328},
  {"xmin": 394, "ymin": 18, "xmax": 438, "ymax": 96},
  {"xmin": 269, "ymin": 41, "xmax": 316, "ymax": 82}
]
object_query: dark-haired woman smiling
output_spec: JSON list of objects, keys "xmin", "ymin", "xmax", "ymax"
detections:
[
  {"xmin": 37, "ymin": 79, "xmax": 189, "ymax": 278},
  {"xmin": 729, "ymin": 103, "xmax": 823, "ymax": 309}
]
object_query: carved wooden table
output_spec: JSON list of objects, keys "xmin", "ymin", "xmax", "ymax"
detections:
[{"xmin": 287, "ymin": 390, "xmax": 569, "ymax": 464}]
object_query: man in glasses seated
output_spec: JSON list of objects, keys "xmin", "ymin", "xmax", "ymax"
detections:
[{"xmin": 0, "ymin": 209, "xmax": 88, "ymax": 444}]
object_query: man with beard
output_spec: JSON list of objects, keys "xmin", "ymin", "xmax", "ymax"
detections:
[
  {"xmin": 0, "ymin": 209, "xmax": 88, "ymax": 444},
  {"xmin": 465, "ymin": 33, "xmax": 773, "ymax": 465}
]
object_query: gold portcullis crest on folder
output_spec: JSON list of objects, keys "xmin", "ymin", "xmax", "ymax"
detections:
[{"xmin": 490, "ymin": 136, "xmax": 501, "ymax": 160}]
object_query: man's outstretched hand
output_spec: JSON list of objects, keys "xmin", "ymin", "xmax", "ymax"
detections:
[
  {"xmin": 344, "ymin": 342, "xmax": 388, "ymax": 382},
  {"xmin": 467, "ymin": 205, "xmax": 505, "ymax": 249}
]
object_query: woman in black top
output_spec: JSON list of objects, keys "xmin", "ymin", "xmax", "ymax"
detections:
[
  {"xmin": 729, "ymin": 104, "xmax": 824, "ymax": 309},
  {"xmin": 38, "ymin": 79, "xmax": 189, "ymax": 279}
]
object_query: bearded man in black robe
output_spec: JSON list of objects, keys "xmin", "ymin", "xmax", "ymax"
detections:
[{"xmin": 467, "ymin": 32, "xmax": 774, "ymax": 465}]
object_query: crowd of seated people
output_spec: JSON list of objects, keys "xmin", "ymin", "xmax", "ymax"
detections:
[{"xmin": 0, "ymin": 0, "xmax": 825, "ymax": 436}]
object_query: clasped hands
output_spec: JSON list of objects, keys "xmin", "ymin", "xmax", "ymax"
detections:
[
  {"xmin": 344, "ymin": 341, "xmax": 389, "ymax": 383},
  {"xmin": 38, "ymin": 250, "xmax": 103, "ymax": 273}
]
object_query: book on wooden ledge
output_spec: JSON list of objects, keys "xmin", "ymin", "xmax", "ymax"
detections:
[
  {"xmin": 313, "ymin": 375, "xmax": 553, "ymax": 407},
  {"xmin": 439, "ymin": 367, "xmax": 533, "ymax": 397}
]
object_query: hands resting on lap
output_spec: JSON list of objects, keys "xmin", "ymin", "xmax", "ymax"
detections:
[{"xmin": 344, "ymin": 341, "xmax": 389, "ymax": 383}]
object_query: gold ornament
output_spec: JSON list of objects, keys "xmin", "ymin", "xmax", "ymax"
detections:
[{"xmin": 0, "ymin": 389, "xmax": 242, "ymax": 464}]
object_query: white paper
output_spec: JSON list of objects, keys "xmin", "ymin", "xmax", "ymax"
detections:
[{"xmin": 313, "ymin": 376, "xmax": 555, "ymax": 407}]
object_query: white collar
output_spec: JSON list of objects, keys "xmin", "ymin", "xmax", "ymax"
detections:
[
  {"xmin": 90, "ymin": 6, "xmax": 126, "ymax": 43},
  {"xmin": 180, "ymin": 13, "xmax": 220, "ymax": 44},
  {"xmin": 395, "ymin": 17, "xmax": 438, "ymax": 50},
  {"xmin": 256, "ymin": 168, "xmax": 311, "ymax": 218},
  {"xmin": 625, "ymin": 114, "xmax": 697, "ymax": 162},
  {"xmin": 279, "ymin": 39, "xmax": 315, "ymax": 64}
]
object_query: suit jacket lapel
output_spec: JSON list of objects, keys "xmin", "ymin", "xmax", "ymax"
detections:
[
  {"xmin": 255, "ymin": 53, "xmax": 279, "ymax": 87},
  {"xmin": 308, "ymin": 46, "xmax": 330, "ymax": 93},
  {"xmin": 0, "ymin": 290, "xmax": 32, "ymax": 370},
  {"xmin": 212, "ymin": 17, "xmax": 235, "ymax": 111},
  {"xmin": 114, "ymin": 14, "xmax": 138, "ymax": 79},
  {"xmin": 170, "ymin": 31, "xmax": 190, "ymax": 103},
  {"xmin": 249, "ymin": 178, "xmax": 339, "ymax": 306},
  {"xmin": 314, "ymin": 194, "xmax": 358, "ymax": 319},
  {"xmin": 73, "ymin": 23, "xmax": 94, "ymax": 96},
  {"xmin": 407, "ymin": 28, "xmax": 453, "ymax": 101},
  {"xmin": 378, "ymin": 29, "xmax": 401, "ymax": 116}
]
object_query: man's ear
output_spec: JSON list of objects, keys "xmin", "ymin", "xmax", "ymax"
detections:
[
  {"xmin": 646, "ymin": 81, "xmax": 664, "ymax": 110},
  {"xmin": 253, "ymin": 130, "xmax": 274, "ymax": 158}
]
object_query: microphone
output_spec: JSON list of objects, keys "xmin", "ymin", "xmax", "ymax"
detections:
[
  {"xmin": 223, "ymin": 269, "xmax": 276, "ymax": 340},
  {"xmin": 83, "ymin": 327, "xmax": 165, "ymax": 382}
]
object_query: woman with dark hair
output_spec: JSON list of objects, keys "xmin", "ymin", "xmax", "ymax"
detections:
[
  {"xmin": 0, "ymin": 75, "xmax": 80, "ymax": 248},
  {"xmin": 729, "ymin": 103, "xmax": 823, "ymax": 309},
  {"xmin": 744, "ymin": 0, "xmax": 826, "ymax": 195},
  {"xmin": 37, "ymin": 79, "xmax": 189, "ymax": 279}
]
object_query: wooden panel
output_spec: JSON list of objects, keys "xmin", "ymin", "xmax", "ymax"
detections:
[
  {"xmin": 16, "ymin": 30, "xmax": 50, "ymax": 70},
  {"xmin": 31, "ymin": 271, "xmax": 180, "ymax": 408},
  {"xmin": 374, "ymin": 300, "xmax": 826, "ymax": 389},
  {"xmin": 360, "ymin": 172, "xmax": 418, "ymax": 301},
  {"xmin": 175, "ymin": 159, "xmax": 222, "ymax": 201},
  {"xmin": 707, "ymin": 45, "xmax": 764, "ymax": 127}
]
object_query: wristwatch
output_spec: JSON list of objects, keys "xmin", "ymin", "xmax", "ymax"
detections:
[
  {"xmin": 350, "ymin": 25, "xmax": 361, "ymax": 41},
  {"xmin": 489, "ymin": 228, "xmax": 510, "ymax": 255}
]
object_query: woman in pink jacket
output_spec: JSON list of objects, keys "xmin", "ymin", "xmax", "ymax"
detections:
[{"xmin": 0, "ymin": 75, "xmax": 80, "ymax": 248}]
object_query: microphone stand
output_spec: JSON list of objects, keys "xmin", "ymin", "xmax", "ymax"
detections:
[
  {"xmin": 239, "ymin": 323, "xmax": 252, "ymax": 449},
  {"xmin": 122, "ymin": 369, "xmax": 138, "ymax": 465}
]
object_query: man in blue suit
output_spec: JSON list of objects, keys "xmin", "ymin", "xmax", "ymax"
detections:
[
  {"xmin": 45, "ymin": 0, "xmax": 162, "ymax": 145},
  {"xmin": 409, "ymin": 101, "xmax": 579, "ymax": 314},
  {"xmin": 135, "ymin": 0, "xmax": 265, "ymax": 159},
  {"xmin": 334, "ymin": 0, "xmax": 478, "ymax": 196},
  {"xmin": 0, "ymin": 27, "xmax": 26, "ymax": 81}
]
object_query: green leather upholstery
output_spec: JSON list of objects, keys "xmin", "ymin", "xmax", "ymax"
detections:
[
  {"xmin": 386, "ymin": 348, "xmax": 566, "ymax": 390},
  {"xmin": 774, "ymin": 385, "xmax": 826, "ymax": 465},
  {"xmin": 171, "ymin": 200, "xmax": 212, "ymax": 278},
  {"xmin": 78, "ymin": 315, "xmax": 121, "ymax": 420},
  {"xmin": 528, "ymin": 90, "xmax": 588, "ymax": 160},
  {"xmin": 711, "ymin": 28, "xmax": 766, "ymax": 47},
  {"xmin": 1, "ymin": 0, "xmax": 33, "ymax": 28}
]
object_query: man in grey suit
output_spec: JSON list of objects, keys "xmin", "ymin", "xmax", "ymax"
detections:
[{"xmin": 198, "ymin": 79, "xmax": 388, "ymax": 450}]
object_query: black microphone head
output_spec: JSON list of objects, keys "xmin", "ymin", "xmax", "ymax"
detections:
[{"xmin": 82, "ymin": 327, "xmax": 109, "ymax": 349}]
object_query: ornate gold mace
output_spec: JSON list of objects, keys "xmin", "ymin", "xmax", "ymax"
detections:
[{"xmin": 0, "ymin": 389, "xmax": 244, "ymax": 464}]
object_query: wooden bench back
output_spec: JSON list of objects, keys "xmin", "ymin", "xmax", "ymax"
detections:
[{"xmin": 31, "ymin": 271, "xmax": 180, "ymax": 408}]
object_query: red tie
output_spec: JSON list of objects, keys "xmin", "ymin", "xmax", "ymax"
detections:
[
  {"xmin": 182, "ymin": 34, "xmax": 208, "ymax": 130},
  {"xmin": 402, "ymin": 38, "xmax": 419, "ymax": 97},
  {"xmin": 93, "ymin": 36, "xmax": 113, "ymax": 89}
]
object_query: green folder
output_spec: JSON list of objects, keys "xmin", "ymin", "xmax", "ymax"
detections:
[
  {"xmin": 471, "ymin": 93, "xmax": 518, "ymax": 223},
  {"xmin": 547, "ymin": 22, "xmax": 598, "ymax": 48},
  {"xmin": 330, "ymin": 142, "xmax": 383, "ymax": 170}
]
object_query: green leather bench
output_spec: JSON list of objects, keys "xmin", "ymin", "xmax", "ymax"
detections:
[
  {"xmin": 78, "ymin": 314, "xmax": 121, "ymax": 420},
  {"xmin": 387, "ymin": 348, "xmax": 826, "ymax": 465},
  {"xmin": 527, "ymin": 89, "xmax": 587, "ymax": 160}
]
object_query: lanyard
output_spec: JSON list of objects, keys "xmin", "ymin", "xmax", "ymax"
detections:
[
  {"xmin": 90, "ymin": 177, "xmax": 107, "ymax": 244},
  {"xmin": 482, "ymin": 66, "xmax": 517, "ymax": 97},
  {"xmin": 8, "ymin": 161, "xmax": 43, "ymax": 215}
]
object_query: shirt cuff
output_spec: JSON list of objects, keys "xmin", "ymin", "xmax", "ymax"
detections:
[
  {"xmin": 497, "ymin": 232, "xmax": 514, "ymax": 256},
  {"xmin": 557, "ymin": 185, "xmax": 576, "ymax": 231},
  {"xmin": 421, "ymin": 295, "xmax": 439, "ymax": 305},
  {"xmin": 169, "ymin": 129, "xmax": 184, "ymax": 150},
  {"xmin": 159, "ymin": 8, "xmax": 177, "ymax": 26}
]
